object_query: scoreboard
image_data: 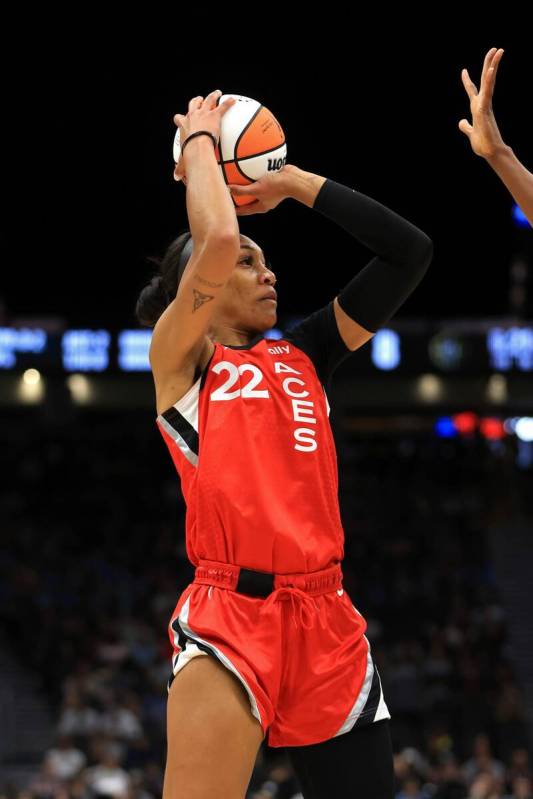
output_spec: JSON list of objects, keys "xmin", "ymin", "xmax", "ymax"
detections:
[{"xmin": 2, "ymin": 321, "xmax": 533, "ymax": 375}]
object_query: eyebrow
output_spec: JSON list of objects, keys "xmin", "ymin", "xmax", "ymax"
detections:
[{"xmin": 240, "ymin": 244, "xmax": 267, "ymax": 261}]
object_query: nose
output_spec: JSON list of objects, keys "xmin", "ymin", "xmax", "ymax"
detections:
[
  {"xmin": 173, "ymin": 158, "xmax": 187, "ymax": 183},
  {"xmin": 260, "ymin": 264, "xmax": 276, "ymax": 286}
]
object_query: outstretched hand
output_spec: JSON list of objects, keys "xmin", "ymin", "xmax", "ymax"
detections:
[{"xmin": 458, "ymin": 47, "xmax": 506, "ymax": 159}]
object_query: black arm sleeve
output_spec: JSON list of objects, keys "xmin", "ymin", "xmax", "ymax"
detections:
[
  {"xmin": 284, "ymin": 300, "xmax": 352, "ymax": 389},
  {"xmin": 312, "ymin": 178, "xmax": 433, "ymax": 333}
]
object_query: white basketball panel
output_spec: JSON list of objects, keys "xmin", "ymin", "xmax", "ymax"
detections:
[
  {"xmin": 236, "ymin": 144, "xmax": 287, "ymax": 181},
  {"xmin": 218, "ymin": 94, "xmax": 261, "ymax": 162}
]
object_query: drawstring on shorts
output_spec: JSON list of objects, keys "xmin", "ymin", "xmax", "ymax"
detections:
[
  {"xmin": 193, "ymin": 559, "xmax": 342, "ymax": 631},
  {"xmin": 260, "ymin": 586, "xmax": 328, "ymax": 630}
]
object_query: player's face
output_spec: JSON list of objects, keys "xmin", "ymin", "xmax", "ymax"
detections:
[{"xmin": 218, "ymin": 235, "xmax": 278, "ymax": 332}]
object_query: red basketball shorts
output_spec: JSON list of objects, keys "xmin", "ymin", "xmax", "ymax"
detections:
[{"xmin": 166, "ymin": 558, "xmax": 390, "ymax": 747}]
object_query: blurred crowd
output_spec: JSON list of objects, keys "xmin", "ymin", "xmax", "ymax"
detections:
[{"xmin": 0, "ymin": 405, "xmax": 531, "ymax": 798}]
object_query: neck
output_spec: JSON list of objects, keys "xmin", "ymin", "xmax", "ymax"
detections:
[{"xmin": 208, "ymin": 323, "xmax": 260, "ymax": 347}]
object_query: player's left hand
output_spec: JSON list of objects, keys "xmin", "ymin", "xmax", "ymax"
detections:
[
  {"xmin": 227, "ymin": 164, "xmax": 299, "ymax": 215},
  {"xmin": 458, "ymin": 47, "xmax": 506, "ymax": 159}
]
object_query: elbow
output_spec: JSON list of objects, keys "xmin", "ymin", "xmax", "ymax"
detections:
[
  {"xmin": 408, "ymin": 232, "xmax": 433, "ymax": 273},
  {"xmin": 421, "ymin": 233, "xmax": 434, "ymax": 265}
]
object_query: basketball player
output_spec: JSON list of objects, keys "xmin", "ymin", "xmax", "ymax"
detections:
[
  {"xmin": 459, "ymin": 47, "xmax": 533, "ymax": 225},
  {"xmin": 137, "ymin": 89, "xmax": 433, "ymax": 798}
]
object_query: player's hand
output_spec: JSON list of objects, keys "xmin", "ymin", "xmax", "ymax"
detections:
[
  {"xmin": 227, "ymin": 164, "xmax": 298, "ymax": 215},
  {"xmin": 458, "ymin": 47, "xmax": 507, "ymax": 159},
  {"xmin": 173, "ymin": 90, "xmax": 236, "ymax": 183}
]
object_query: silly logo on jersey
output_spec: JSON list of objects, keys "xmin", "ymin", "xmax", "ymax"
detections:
[{"xmin": 209, "ymin": 359, "xmax": 318, "ymax": 452}]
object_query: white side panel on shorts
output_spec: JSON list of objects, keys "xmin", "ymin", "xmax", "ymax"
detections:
[
  {"xmin": 172, "ymin": 641, "xmax": 209, "ymax": 673},
  {"xmin": 338, "ymin": 605, "xmax": 392, "ymax": 730},
  {"xmin": 373, "ymin": 679, "xmax": 391, "ymax": 722},
  {"xmin": 176, "ymin": 595, "xmax": 263, "ymax": 727},
  {"xmin": 333, "ymin": 637, "xmax": 375, "ymax": 736}
]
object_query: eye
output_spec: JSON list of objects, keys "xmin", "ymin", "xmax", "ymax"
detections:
[{"xmin": 239, "ymin": 256, "xmax": 254, "ymax": 266}]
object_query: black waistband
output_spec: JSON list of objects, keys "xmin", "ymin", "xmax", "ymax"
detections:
[{"xmin": 236, "ymin": 567, "xmax": 275, "ymax": 598}]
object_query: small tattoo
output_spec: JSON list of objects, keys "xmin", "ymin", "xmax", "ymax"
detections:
[
  {"xmin": 194, "ymin": 274, "xmax": 224, "ymax": 288},
  {"xmin": 192, "ymin": 288, "xmax": 214, "ymax": 312}
]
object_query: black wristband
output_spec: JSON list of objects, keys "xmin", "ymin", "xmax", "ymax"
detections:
[{"xmin": 181, "ymin": 130, "xmax": 218, "ymax": 156}]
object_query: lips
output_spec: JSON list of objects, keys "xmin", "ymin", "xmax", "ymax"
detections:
[{"xmin": 259, "ymin": 290, "xmax": 277, "ymax": 302}]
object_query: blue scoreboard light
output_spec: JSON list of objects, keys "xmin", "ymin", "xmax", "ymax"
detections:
[
  {"xmin": 62, "ymin": 330, "xmax": 111, "ymax": 371},
  {"xmin": 0, "ymin": 328, "xmax": 47, "ymax": 368},
  {"xmin": 118, "ymin": 330, "xmax": 152, "ymax": 371},
  {"xmin": 487, "ymin": 326, "xmax": 533, "ymax": 371}
]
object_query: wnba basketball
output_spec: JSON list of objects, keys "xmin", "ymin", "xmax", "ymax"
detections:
[{"xmin": 173, "ymin": 93, "xmax": 287, "ymax": 207}]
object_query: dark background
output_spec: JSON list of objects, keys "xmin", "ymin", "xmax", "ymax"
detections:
[
  {"xmin": 1, "ymin": 25, "xmax": 532, "ymax": 797},
  {"xmin": 1, "ymin": 27, "xmax": 531, "ymax": 328}
]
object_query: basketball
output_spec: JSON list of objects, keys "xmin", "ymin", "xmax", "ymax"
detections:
[{"xmin": 173, "ymin": 93, "xmax": 287, "ymax": 207}]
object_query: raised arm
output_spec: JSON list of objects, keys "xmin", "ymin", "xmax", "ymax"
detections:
[
  {"xmin": 150, "ymin": 90, "xmax": 240, "ymax": 377},
  {"xmin": 228, "ymin": 165, "xmax": 433, "ymax": 351}
]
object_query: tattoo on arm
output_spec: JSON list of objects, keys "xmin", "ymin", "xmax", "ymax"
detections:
[
  {"xmin": 194, "ymin": 274, "xmax": 225, "ymax": 289},
  {"xmin": 192, "ymin": 288, "xmax": 214, "ymax": 312}
]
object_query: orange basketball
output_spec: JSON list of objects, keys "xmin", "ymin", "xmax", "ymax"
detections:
[{"xmin": 173, "ymin": 94, "xmax": 287, "ymax": 207}]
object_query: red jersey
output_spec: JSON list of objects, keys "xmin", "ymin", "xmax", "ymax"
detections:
[{"xmin": 156, "ymin": 300, "xmax": 353, "ymax": 574}]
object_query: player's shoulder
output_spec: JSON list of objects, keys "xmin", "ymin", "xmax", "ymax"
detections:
[
  {"xmin": 281, "ymin": 300, "xmax": 352, "ymax": 387},
  {"xmin": 283, "ymin": 299, "xmax": 332, "ymax": 342}
]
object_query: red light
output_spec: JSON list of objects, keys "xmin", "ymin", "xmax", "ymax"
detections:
[
  {"xmin": 479, "ymin": 418, "xmax": 506, "ymax": 440},
  {"xmin": 453, "ymin": 412, "xmax": 478, "ymax": 435}
]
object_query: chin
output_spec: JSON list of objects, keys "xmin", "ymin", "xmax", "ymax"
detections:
[
  {"xmin": 252, "ymin": 302, "xmax": 278, "ymax": 332},
  {"xmin": 260, "ymin": 312, "xmax": 277, "ymax": 331}
]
